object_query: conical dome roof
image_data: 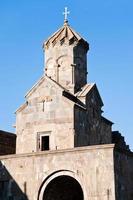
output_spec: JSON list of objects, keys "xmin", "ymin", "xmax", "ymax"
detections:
[{"xmin": 44, "ymin": 21, "xmax": 89, "ymax": 51}]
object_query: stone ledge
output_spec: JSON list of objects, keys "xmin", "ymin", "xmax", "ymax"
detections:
[{"xmin": 0, "ymin": 144, "xmax": 115, "ymax": 160}]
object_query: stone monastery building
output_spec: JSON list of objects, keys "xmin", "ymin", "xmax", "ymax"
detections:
[{"xmin": 0, "ymin": 11, "xmax": 133, "ymax": 200}]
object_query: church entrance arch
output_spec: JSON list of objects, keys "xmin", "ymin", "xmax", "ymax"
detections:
[
  {"xmin": 38, "ymin": 171, "xmax": 84, "ymax": 200},
  {"xmin": 43, "ymin": 175, "xmax": 83, "ymax": 200}
]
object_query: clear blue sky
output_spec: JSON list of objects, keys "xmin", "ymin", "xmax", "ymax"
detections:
[{"xmin": 0, "ymin": 0, "xmax": 133, "ymax": 149}]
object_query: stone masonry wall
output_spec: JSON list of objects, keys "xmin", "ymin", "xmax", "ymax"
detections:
[
  {"xmin": 16, "ymin": 78, "xmax": 74, "ymax": 154},
  {"xmin": 86, "ymin": 89, "xmax": 112, "ymax": 145},
  {"xmin": 0, "ymin": 144, "xmax": 115, "ymax": 200},
  {"xmin": 114, "ymin": 148, "xmax": 133, "ymax": 200}
]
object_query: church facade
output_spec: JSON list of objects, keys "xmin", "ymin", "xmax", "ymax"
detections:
[{"xmin": 0, "ymin": 15, "xmax": 133, "ymax": 200}]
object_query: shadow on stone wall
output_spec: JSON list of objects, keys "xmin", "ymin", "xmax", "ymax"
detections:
[
  {"xmin": 114, "ymin": 148, "xmax": 133, "ymax": 200},
  {"xmin": 0, "ymin": 161, "xmax": 28, "ymax": 200},
  {"xmin": 0, "ymin": 130, "xmax": 16, "ymax": 155}
]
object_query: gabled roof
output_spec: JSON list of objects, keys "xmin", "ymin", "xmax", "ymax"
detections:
[
  {"xmin": 44, "ymin": 21, "xmax": 89, "ymax": 50},
  {"xmin": 25, "ymin": 75, "xmax": 66, "ymax": 98},
  {"xmin": 16, "ymin": 75, "xmax": 86, "ymax": 113},
  {"xmin": 25, "ymin": 75, "xmax": 45, "ymax": 98},
  {"xmin": 76, "ymin": 83, "xmax": 95, "ymax": 97},
  {"xmin": 76, "ymin": 83, "xmax": 104, "ymax": 107},
  {"xmin": 15, "ymin": 102, "xmax": 27, "ymax": 114},
  {"xmin": 63, "ymin": 91, "xmax": 86, "ymax": 110},
  {"xmin": 16, "ymin": 75, "xmax": 66, "ymax": 113},
  {"xmin": 0, "ymin": 130, "xmax": 16, "ymax": 137},
  {"xmin": 101, "ymin": 116, "xmax": 114, "ymax": 125}
]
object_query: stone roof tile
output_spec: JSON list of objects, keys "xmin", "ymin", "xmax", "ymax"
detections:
[{"xmin": 43, "ymin": 22, "xmax": 89, "ymax": 50}]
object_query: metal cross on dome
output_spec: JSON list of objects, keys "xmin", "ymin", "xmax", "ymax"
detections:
[{"xmin": 63, "ymin": 7, "xmax": 70, "ymax": 22}]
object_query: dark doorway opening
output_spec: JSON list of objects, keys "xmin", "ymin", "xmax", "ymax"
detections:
[
  {"xmin": 41, "ymin": 136, "xmax": 49, "ymax": 151},
  {"xmin": 43, "ymin": 175, "xmax": 84, "ymax": 200}
]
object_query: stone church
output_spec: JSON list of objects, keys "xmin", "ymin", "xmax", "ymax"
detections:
[{"xmin": 0, "ymin": 11, "xmax": 133, "ymax": 200}]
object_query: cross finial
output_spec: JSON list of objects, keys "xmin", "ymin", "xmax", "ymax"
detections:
[{"xmin": 63, "ymin": 7, "xmax": 70, "ymax": 23}]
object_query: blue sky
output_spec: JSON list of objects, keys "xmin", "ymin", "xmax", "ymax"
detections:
[{"xmin": 0, "ymin": 0, "xmax": 133, "ymax": 149}]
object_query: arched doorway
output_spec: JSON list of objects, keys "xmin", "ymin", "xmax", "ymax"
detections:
[{"xmin": 42, "ymin": 175, "xmax": 84, "ymax": 200}]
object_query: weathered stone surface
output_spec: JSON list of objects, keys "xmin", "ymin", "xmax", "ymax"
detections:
[{"xmin": 0, "ymin": 145, "xmax": 116, "ymax": 200}]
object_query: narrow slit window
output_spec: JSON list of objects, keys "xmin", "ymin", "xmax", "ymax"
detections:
[{"xmin": 42, "ymin": 101, "xmax": 45, "ymax": 112}]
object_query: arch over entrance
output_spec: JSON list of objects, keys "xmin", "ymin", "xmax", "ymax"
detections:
[{"xmin": 42, "ymin": 175, "xmax": 84, "ymax": 200}]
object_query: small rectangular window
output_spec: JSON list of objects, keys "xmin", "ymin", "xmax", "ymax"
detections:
[
  {"xmin": 41, "ymin": 136, "xmax": 49, "ymax": 151},
  {"xmin": 37, "ymin": 132, "xmax": 51, "ymax": 151}
]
